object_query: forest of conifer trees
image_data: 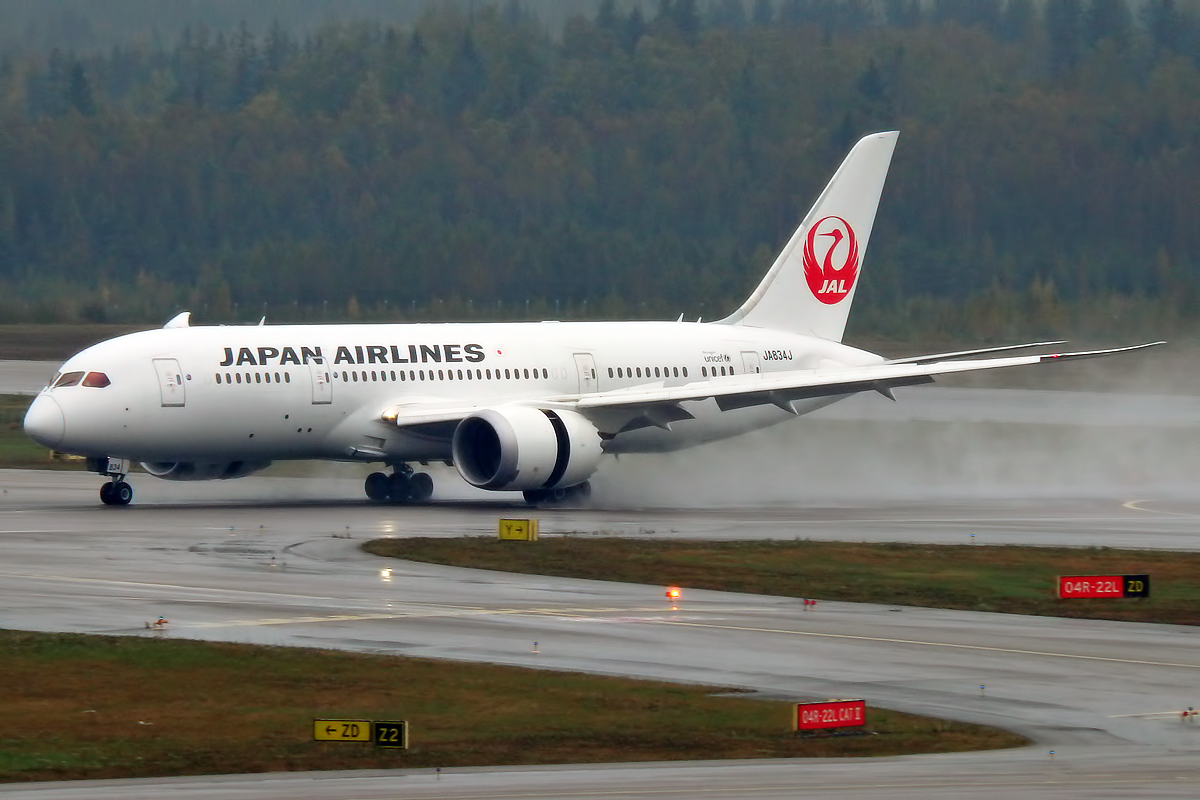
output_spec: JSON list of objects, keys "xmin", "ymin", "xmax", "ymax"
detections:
[{"xmin": 0, "ymin": 0, "xmax": 1196, "ymax": 340}]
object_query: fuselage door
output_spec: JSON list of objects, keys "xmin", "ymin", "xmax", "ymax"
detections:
[
  {"xmin": 573, "ymin": 353, "xmax": 597, "ymax": 395},
  {"xmin": 152, "ymin": 358, "xmax": 186, "ymax": 407},
  {"xmin": 309, "ymin": 357, "xmax": 332, "ymax": 404},
  {"xmin": 741, "ymin": 351, "xmax": 761, "ymax": 374}
]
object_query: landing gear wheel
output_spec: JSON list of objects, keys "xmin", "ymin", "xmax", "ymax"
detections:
[
  {"xmin": 522, "ymin": 488, "xmax": 549, "ymax": 505},
  {"xmin": 409, "ymin": 472, "xmax": 434, "ymax": 502},
  {"xmin": 99, "ymin": 481, "xmax": 132, "ymax": 506},
  {"xmin": 387, "ymin": 472, "xmax": 411, "ymax": 503},
  {"xmin": 365, "ymin": 471, "xmax": 390, "ymax": 502},
  {"xmin": 524, "ymin": 481, "xmax": 591, "ymax": 507},
  {"xmin": 566, "ymin": 481, "xmax": 592, "ymax": 504}
]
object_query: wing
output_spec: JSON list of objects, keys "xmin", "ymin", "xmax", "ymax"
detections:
[
  {"xmin": 379, "ymin": 342, "xmax": 1165, "ymax": 432},
  {"xmin": 575, "ymin": 341, "xmax": 1165, "ymax": 416}
]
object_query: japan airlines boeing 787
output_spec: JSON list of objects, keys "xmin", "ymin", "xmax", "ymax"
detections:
[{"xmin": 23, "ymin": 131, "xmax": 1161, "ymax": 506}]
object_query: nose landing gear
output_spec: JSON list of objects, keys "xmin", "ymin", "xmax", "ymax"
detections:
[
  {"xmin": 88, "ymin": 456, "xmax": 134, "ymax": 506},
  {"xmin": 365, "ymin": 464, "xmax": 434, "ymax": 504},
  {"xmin": 99, "ymin": 479, "xmax": 133, "ymax": 506}
]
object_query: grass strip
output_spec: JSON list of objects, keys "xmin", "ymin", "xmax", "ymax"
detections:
[
  {"xmin": 363, "ymin": 537, "xmax": 1200, "ymax": 625},
  {"xmin": 0, "ymin": 630, "xmax": 1024, "ymax": 782}
]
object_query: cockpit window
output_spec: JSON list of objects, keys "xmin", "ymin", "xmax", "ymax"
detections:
[
  {"xmin": 53, "ymin": 371, "xmax": 85, "ymax": 388},
  {"xmin": 82, "ymin": 372, "xmax": 111, "ymax": 388}
]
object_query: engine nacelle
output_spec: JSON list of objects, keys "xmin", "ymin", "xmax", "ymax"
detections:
[
  {"xmin": 140, "ymin": 460, "xmax": 272, "ymax": 481},
  {"xmin": 452, "ymin": 407, "xmax": 602, "ymax": 491}
]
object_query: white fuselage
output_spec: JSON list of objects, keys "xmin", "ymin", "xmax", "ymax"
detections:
[{"xmin": 32, "ymin": 320, "xmax": 882, "ymax": 465}]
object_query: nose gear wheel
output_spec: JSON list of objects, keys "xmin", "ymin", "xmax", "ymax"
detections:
[{"xmin": 100, "ymin": 480, "xmax": 133, "ymax": 506}]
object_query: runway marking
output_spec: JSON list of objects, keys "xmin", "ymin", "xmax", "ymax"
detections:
[
  {"xmin": 185, "ymin": 607, "xmax": 696, "ymax": 628},
  {"xmin": 1122, "ymin": 499, "xmax": 1200, "ymax": 517},
  {"xmin": 648, "ymin": 619, "xmax": 1200, "ymax": 671}
]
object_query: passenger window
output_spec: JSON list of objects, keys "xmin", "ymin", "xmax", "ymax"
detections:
[
  {"xmin": 673, "ymin": 367, "xmax": 679, "ymax": 377},
  {"xmin": 654, "ymin": 367, "xmax": 661, "ymax": 378},
  {"xmin": 255, "ymin": 373, "xmax": 262, "ymax": 383},
  {"xmin": 276, "ymin": 372, "xmax": 281, "ymax": 383},
  {"xmin": 226, "ymin": 373, "xmax": 232, "ymax": 383},
  {"xmin": 54, "ymin": 371, "xmax": 85, "ymax": 388},
  {"xmin": 682, "ymin": 367, "xmax": 688, "ymax": 377},
  {"xmin": 215, "ymin": 374, "xmax": 222, "ymax": 384},
  {"xmin": 236, "ymin": 374, "xmax": 242, "ymax": 384}
]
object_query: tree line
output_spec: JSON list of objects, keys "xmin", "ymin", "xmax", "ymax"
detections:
[{"xmin": 0, "ymin": 0, "xmax": 1197, "ymax": 340}]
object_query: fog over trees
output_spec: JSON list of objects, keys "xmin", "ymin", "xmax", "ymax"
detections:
[{"xmin": 0, "ymin": 0, "xmax": 1196, "ymax": 340}]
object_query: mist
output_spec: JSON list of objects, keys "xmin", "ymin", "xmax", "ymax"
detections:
[{"xmin": 589, "ymin": 387, "xmax": 1200, "ymax": 509}]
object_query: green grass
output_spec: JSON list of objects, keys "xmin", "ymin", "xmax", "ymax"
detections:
[
  {"xmin": 363, "ymin": 537, "xmax": 1200, "ymax": 625},
  {"xmin": 0, "ymin": 630, "xmax": 1025, "ymax": 782}
]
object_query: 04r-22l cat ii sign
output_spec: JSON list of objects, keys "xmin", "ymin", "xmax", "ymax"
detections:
[{"xmin": 24, "ymin": 132, "xmax": 1162, "ymax": 506}]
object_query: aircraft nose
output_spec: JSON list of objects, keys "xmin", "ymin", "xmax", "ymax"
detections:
[{"xmin": 24, "ymin": 395, "xmax": 65, "ymax": 449}]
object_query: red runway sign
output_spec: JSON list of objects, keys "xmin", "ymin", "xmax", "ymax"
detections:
[
  {"xmin": 794, "ymin": 699, "xmax": 866, "ymax": 731},
  {"xmin": 1057, "ymin": 575, "xmax": 1149, "ymax": 599}
]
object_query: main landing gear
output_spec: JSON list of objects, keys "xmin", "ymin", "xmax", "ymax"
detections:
[
  {"xmin": 523, "ymin": 481, "xmax": 591, "ymax": 507},
  {"xmin": 87, "ymin": 456, "xmax": 133, "ymax": 506},
  {"xmin": 364, "ymin": 464, "xmax": 434, "ymax": 504}
]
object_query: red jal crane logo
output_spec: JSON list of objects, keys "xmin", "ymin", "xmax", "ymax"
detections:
[{"xmin": 802, "ymin": 215, "xmax": 859, "ymax": 304}]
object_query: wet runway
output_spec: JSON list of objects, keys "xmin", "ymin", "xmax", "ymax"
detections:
[
  {"xmin": 8, "ymin": 354, "xmax": 1200, "ymax": 797},
  {"xmin": 4, "ymin": 468, "xmax": 1200, "ymax": 798}
]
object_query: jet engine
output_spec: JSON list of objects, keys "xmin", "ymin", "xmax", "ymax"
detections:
[
  {"xmin": 139, "ymin": 460, "xmax": 272, "ymax": 481},
  {"xmin": 451, "ymin": 407, "xmax": 602, "ymax": 491}
]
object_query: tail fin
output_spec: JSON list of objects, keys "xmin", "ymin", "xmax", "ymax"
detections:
[{"xmin": 719, "ymin": 131, "xmax": 898, "ymax": 341}]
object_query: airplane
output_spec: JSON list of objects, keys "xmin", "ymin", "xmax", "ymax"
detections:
[{"xmin": 23, "ymin": 131, "xmax": 1162, "ymax": 506}]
